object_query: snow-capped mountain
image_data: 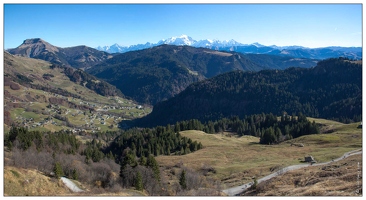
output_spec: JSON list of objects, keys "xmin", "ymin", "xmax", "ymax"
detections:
[
  {"xmin": 157, "ymin": 34, "xmax": 196, "ymax": 46},
  {"xmin": 95, "ymin": 35, "xmax": 362, "ymax": 60},
  {"xmin": 96, "ymin": 35, "xmax": 246, "ymax": 53},
  {"xmin": 96, "ymin": 43, "xmax": 125, "ymax": 53},
  {"xmin": 96, "ymin": 42, "xmax": 155, "ymax": 53}
]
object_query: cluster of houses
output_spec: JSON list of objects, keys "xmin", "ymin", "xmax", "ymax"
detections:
[
  {"xmin": 17, "ymin": 115, "xmax": 56, "ymax": 129},
  {"xmin": 11, "ymin": 88, "xmax": 149, "ymax": 133}
]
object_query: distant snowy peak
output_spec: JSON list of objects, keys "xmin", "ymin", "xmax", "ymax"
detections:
[
  {"xmin": 251, "ymin": 42, "xmax": 265, "ymax": 47},
  {"xmin": 158, "ymin": 34, "xmax": 197, "ymax": 46},
  {"xmin": 96, "ymin": 35, "xmax": 330, "ymax": 54},
  {"xmin": 96, "ymin": 43, "xmax": 125, "ymax": 52},
  {"xmin": 96, "ymin": 35, "xmax": 250, "ymax": 53},
  {"xmin": 158, "ymin": 35, "xmax": 245, "ymax": 47}
]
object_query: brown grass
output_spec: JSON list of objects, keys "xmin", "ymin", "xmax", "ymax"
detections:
[
  {"xmin": 3, "ymin": 166, "xmax": 146, "ymax": 196},
  {"xmin": 3, "ymin": 166, "xmax": 71, "ymax": 196},
  {"xmin": 246, "ymin": 154, "xmax": 362, "ymax": 196},
  {"xmin": 156, "ymin": 118, "xmax": 362, "ymax": 189}
]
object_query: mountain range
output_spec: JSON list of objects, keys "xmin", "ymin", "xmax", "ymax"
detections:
[
  {"xmin": 7, "ymin": 38, "xmax": 112, "ymax": 70},
  {"xmin": 88, "ymin": 44, "xmax": 317, "ymax": 105},
  {"xmin": 7, "ymin": 38, "xmax": 320, "ymax": 105},
  {"xmin": 96, "ymin": 35, "xmax": 362, "ymax": 60}
]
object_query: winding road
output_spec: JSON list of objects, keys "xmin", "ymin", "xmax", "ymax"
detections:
[{"xmin": 222, "ymin": 149, "xmax": 362, "ymax": 196}]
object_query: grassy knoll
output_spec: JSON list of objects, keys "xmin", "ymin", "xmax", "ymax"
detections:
[{"xmin": 156, "ymin": 118, "xmax": 362, "ymax": 189}]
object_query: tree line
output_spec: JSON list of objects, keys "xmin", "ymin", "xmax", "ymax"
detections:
[
  {"xmin": 169, "ymin": 113, "xmax": 319, "ymax": 145},
  {"xmin": 105, "ymin": 125, "xmax": 203, "ymax": 163}
]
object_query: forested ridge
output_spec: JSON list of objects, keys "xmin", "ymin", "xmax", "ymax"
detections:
[
  {"xmin": 88, "ymin": 44, "xmax": 262, "ymax": 104},
  {"xmin": 135, "ymin": 57, "xmax": 361, "ymax": 127},
  {"xmin": 50, "ymin": 64, "xmax": 125, "ymax": 97},
  {"xmin": 88, "ymin": 44, "xmax": 317, "ymax": 104}
]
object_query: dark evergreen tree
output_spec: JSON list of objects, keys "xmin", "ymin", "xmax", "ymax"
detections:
[
  {"xmin": 179, "ymin": 169, "xmax": 187, "ymax": 190},
  {"xmin": 146, "ymin": 154, "xmax": 160, "ymax": 182},
  {"xmin": 53, "ymin": 162, "xmax": 64, "ymax": 179},
  {"xmin": 139, "ymin": 156, "xmax": 147, "ymax": 166},
  {"xmin": 135, "ymin": 171, "xmax": 143, "ymax": 191},
  {"xmin": 72, "ymin": 169, "xmax": 78, "ymax": 180}
]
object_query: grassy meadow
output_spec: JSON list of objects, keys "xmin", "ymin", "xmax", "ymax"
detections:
[{"xmin": 156, "ymin": 118, "xmax": 362, "ymax": 189}]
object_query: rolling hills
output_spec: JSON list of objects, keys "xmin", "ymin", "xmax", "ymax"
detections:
[
  {"xmin": 88, "ymin": 44, "xmax": 317, "ymax": 104},
  {"xmin": 134, "ymin": 57, "xmax": 361, "ymax": 127},
  {"xmin": 8, "ymin": 38, "xmax": 319, "ymax": 105},
  {"xmin": 87, "ymin": 44, "xmax": 263, "ymax": 104}
]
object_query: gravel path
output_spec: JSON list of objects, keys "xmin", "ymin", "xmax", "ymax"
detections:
[
  {"xmin": 61, "ymin": 177, "xmax": 84, "ymax": 192},
  {"xmin": 222, "ymin": 149, "xmax": 362, "ymax": 196}
]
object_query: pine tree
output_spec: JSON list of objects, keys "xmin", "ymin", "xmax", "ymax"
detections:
[
  {"xmin": 197, "ymin": 142, "xmax": 203, "ymax": 150},
  {"xmin": 139, "ymin": 156, "xmax": 147, "ymax": 166},
  {"xmin": 179, "ymin": 169, "xmax": 187, "ymax": 190},
  {"xmin": 53, "ymin": 162, "xmax": 64, "ymax": 179},
  {"xmin": 72, "ymin": 169, "xmax": 78, "ymax": 180},
  {"xmin": 121, "ymin": 151, "xmax": 137, "ymax": 169},
  {"xmin": 146, "ymin": 154, "xmax": 160, "ymax": 182},
  {"xmin": 135, "ymin": 172, "xmax": 143, "ymax": 191}
]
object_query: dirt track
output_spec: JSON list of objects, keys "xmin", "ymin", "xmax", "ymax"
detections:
[{"xmin": 222, "ymin": 149, "xmax": 362, "ymax": 196}]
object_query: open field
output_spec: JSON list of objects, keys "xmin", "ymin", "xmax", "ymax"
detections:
[{"xmin": 156, "ymin": 118, "xmax": 362, "ymax": 189}]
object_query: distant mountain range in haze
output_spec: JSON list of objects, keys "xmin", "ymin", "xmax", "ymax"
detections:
[{"xmin": 96, "ymin": 34, "xmax": 362, "ymax": 60}]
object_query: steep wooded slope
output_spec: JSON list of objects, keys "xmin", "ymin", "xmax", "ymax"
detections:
[{"xmin": 134, "ymin": 58, "xmax": 361, "ymax": 127}]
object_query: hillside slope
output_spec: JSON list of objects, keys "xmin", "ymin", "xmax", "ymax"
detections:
[
  {"xmin": 3, "ymin": 52, "xmax": 150, "ymax": 132},
  {"xmin": 243, "ymin": 153, "xmax": 362, "ymax": 196},
  {"xmin": 135, "ymin": 57, "xmax": 361, "ymax": 127},
  {"xmin": 156, "ymin": 119, "xmax": 361, "ymax": 191},
  {"xmin": 4, "ymin": 51, "xmax": 124, "ymax": 98},
  {"xmin": 4, "ymin": 166, "xmax": 72, "ymax": 196}
]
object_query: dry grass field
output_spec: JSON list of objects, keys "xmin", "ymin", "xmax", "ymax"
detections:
[
  {"xmin": 3, "ymin": 166, "xmax": 72, "ymax": 196},
  {"xmin": 3, "ymin": 166, "xmax": 146, "ymax": 196},
  {"xmin": 244, "ymin": 153, "xmax": 362, "ymax": 196},
  {"xmin": 156, "ymin": 118, "xmax": 362, "ymax": 189}
]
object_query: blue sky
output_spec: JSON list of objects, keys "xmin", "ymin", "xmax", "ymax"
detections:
[{"xmin": 3, "ymin": 3, "xmax": 362, "ymax": 49}]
